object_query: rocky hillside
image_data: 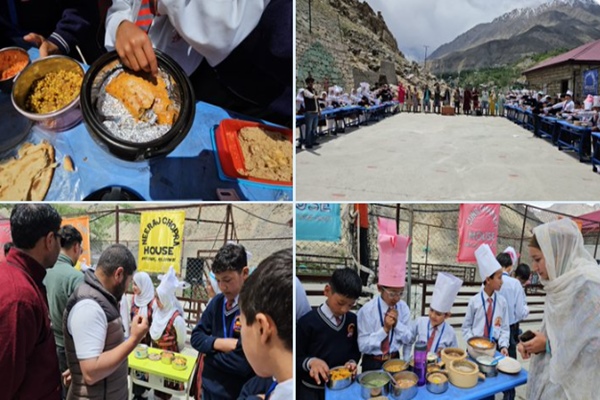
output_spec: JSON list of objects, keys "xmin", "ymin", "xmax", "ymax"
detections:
[
  {"xmin": 429, "ymin": 0, "xmax": 600, "ymax": 73},
  {"xmin": 296, "ymin": 0, "xmax": 438, "ymax": 93}
]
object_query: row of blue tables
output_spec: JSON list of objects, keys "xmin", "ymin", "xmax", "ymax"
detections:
[
  {"xmin": 296, "ymin": 101, "xmax": 399, "ymax": 131},
  {"xmin": 504, "ymin": 104, "xmax": 598, "ymax": 165}
]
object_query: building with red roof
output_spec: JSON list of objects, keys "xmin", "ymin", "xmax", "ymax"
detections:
[{"xmin": 523, "ymin": 39, "xmax": 600, "ymax": 100}]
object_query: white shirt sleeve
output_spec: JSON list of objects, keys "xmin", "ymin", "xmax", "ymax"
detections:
[
  {"xmin": 157, "ymin": 0, "xmax": 271, "ymax": 66},
  {"xmin": 461, "ymin": 296, "xmax": 476, "ymax": 342},
  {"xmin": 357, "ymin": 300, "xmax": 388, "ymax": 355},
  {"xmin": 105, "ymin": 0, "xmax": 137, "ymax": 50},
  {"xmin": 67, "ymin": 299, "xmax": 108, "ymax": 360},
  {"xmin": 174, "ymin": 315, "xmax": 187, "ymax": 352}
]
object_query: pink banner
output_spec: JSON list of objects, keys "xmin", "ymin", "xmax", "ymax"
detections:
[
  {"xmin": 0, "ymin": 221, "xmax": 12, "ymax": 263},
  {"xmin": 457, "ymin": 204, "xmax": 500, "ymax": 263},
  {"xmin": 378, "ymin": 218, "xmax": 411, "ymax": 287}
]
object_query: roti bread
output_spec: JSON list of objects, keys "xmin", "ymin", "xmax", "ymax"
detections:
[{"xmin": 0, "ymin": 141, "xmax": 56, "ymax": 200}]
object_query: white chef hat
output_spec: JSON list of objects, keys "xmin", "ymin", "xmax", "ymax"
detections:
[
  {"xmin": 430, "ymin": 272, "xmax": 463, "ymax": 313},
  {"xmin": 503, "ymin": 246, "xmax": 518, "ymax": 267},
  {"xmin": 475, "ymin": 244, "xmax": 502, "ymax": 281},
  {"xmin": 566, "ymin": 90, "xmax": 573, "ymax": 97}
]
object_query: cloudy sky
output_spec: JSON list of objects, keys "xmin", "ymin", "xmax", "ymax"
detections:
[{"xmin": 363, "ymin": 0, "xmax": 600, "ymax": 61}]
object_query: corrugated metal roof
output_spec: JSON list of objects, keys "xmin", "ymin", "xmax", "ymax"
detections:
[{"xmin": 524, "ymin": 39, "xmax": 600, "ymax": 74}]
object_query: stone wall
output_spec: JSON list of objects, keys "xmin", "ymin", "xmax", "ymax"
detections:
[
  {"xmin": 296, "ymin": 0, "xmax": 406, "ymax": 92},
  {"xmin": 524, "ymin": 62, "xmax": 600, "ymax": 100},
  {"xmin": 296, "ymin": 0, "xmax": 355, "ymax": 91}
]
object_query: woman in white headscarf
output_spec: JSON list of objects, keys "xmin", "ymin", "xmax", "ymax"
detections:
[
  {"xmin": 519, "ymin": 218, "xmax": 600, "ymax": 400},
  {"xmin": 150, "ymin": 266, "xmax": 186, "ymax": 352},
  {"xmin": 120, "ymin": 271, "xmax": 155, "ymax": 342},
  {"xmin": 150, "ymin": 266, "xmax": 187, "ymax": 399}
]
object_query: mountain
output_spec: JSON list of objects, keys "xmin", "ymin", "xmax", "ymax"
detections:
[{"xmin": 429, "ymin": 0, "xmax": 600, "ymax": 73}]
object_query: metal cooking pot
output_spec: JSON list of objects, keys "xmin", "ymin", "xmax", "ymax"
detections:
[
  {"xmin": 80, "ymin": 50, "xmax": 195, "ymax": 161},
  {"xmin": 358, "ymin": 371, "xmax": 390, "ymax": 399}
]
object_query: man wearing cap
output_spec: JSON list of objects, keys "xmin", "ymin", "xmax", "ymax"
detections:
[
  {"xmin": 411, "ymin": 272, "xmax": 463, "ymax": 354},
  {"xmin": 301, "ymin": 76, "xmax": 320, "ymax": 149},
  {"xmin": 462, "ymin": 244, "xmax": 510, "ymax": 357},
  {"xmin": 357, "ymin": 234, "xmax": 413, "ymax": 371}
]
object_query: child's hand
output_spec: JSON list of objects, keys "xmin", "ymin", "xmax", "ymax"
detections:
[
  {"xmin": 345, "ymin": 361, "xmax": 357, "ymax": 374},
  {"xmin": 309, "ymin": 358, "xmax": 330, "ymax": 385},
  {"xmin": 500, "ymin": 347, "xmax": 509, "ymax": 357},
  {"xmin": 23, "ymin": 33, "xmax": 60, "ymax": 58},
  {"xmin": 384, "ymin": 309, "xmax": 398, "ymax": 331},
  {"xmin": 115, "ymin": 20, "xmax": 158, "ymax": 76}
]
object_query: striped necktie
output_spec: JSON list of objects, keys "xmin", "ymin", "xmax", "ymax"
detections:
[{"xmin": 135, "ymin": 0, "xmax": 155, "ymax": 33}]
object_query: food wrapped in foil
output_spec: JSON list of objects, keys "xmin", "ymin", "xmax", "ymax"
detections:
[{"xmin": 92, "ymin": 63, "xmax": 182, "ymax": 143}]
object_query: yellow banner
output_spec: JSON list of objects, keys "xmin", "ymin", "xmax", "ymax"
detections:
[
  {"xmin": 138, "ymin": 211, "xmax": 185, "ymax": 273},
  {"xmin": 62, "ymin": 216, "xmax": 91, "ymax": 271}
]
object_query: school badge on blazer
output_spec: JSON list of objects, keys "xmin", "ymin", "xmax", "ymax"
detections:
[
  {"xmin": 494, "ymin": 316, "xmax": 502, "ymax": 327},
  {"xmin": 347, "ymin": 323, "xmax": 356, "ymax": 338},
  {"xmin": 234, "ymin": 315, "xmax": 242, "ymax": 335}
]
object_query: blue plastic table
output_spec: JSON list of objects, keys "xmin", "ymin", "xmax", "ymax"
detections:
[
  {"xmin": 556, "ymin": 120, "xmax": 591, "ymax": 162},
  {"xmin": 326, "ymin": 368, "xmax": 527, "ymax": 400},
  {"xmin": 0, "ymin": 48, "xmax": 291, "ymax": 201},
  {"xmin": 538, "ymin": 116, "xmax": 559, "ymax": 143}
]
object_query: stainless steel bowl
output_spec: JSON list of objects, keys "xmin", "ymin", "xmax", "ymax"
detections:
[
  {"xmin": 0, "ymin": 47, "xmax": 30, "ymax": 93},
  {"xmin": 327, "ymin": 366, "xmax": 354, "ymax": 390},
  {"xmin": 426, "ymin": 371, "xmax": 449, "ymax": 394},
  {"xmin": 11, "ymin": 55, "xmax": 83, "ymax": 131},
  {"xmin": 383, "ymin": 359, "xmax": 409, "ymax": 375},
  {"xmin": 390, "ymin": 371, "xmax": 418, "ymax": 400},
  {"xmin": 475, "ymin": 356, "xmax": 498, "ymax": 377},
  {"xmin": 358, "ymin": 371, "xmax": 390, "ymax": 399}
]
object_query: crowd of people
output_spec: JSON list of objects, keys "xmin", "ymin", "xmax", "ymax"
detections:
[
  {"xmin": 1, "ymin": 0, "xmax": 292, "ymax": 126},
  {"xmin": 296, "ymin": 240, "xmax": 535, "ymax": 400},
  {"xmin": 0, "ymin": 204, "xmax": 293, "ymax": 400},
  {"xmin": 297, "ymin": 77, "xmax": 398, "ymax": 149}
]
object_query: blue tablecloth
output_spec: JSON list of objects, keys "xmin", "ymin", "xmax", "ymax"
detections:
[
  {"xmin": 0, "ymin": 48, "xmax": 291, "ymax": 201},
  {"xmin": 326, "ymin": 369, "xmax": 528, "ymax": 400}
]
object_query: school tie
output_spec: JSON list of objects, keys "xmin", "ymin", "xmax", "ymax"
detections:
[
  {"xmin": 381, "ymin": 307, "xmax": 392, "ymax": 354},
  {"xmin": 335, "ymin": 316, "xmax": 342, "ymax": 326},
  {"xmin": 426, "ymin": 325, "xmax": 438, "ymax": 353},
  {"xmin": 484, "ymin": 297, "xmax": 493, "ymax": 338},
  {"xmin": 135, "ymin": 0, "xmax": 155, "ymax": 32},
  {"xmin": 226, "ymin": 298, "xmax": 234, "ymax": 311}
]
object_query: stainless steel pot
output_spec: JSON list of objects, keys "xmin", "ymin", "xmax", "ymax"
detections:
[
  {"xmin": 11, "ymin": 55, "xmax": 83, "ymax": 131},
  {"xmin": 358, "ymin": 371, "xmax": 390, "ymax": 399},
  {"xmin": 389, "ymin": 371, "xmax": 418, "ymax": 400},
  {"xmin": 425, "ymin": 371, "xmax": 449, "ymax": 394}
]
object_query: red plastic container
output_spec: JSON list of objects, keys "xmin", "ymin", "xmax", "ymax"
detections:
[{"xmin": 215, "ymin": 119, "xmax": 293, "ymax": 187}]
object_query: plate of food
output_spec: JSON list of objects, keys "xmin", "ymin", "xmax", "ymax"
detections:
[{"xmin": 214, "ymin": 119, "xmax": 292, "ymax": 187}]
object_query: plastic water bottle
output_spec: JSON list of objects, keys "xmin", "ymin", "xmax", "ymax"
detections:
[{"xmin": 414, "ymin": 341, "xmax": 427, "ymax": 386}]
